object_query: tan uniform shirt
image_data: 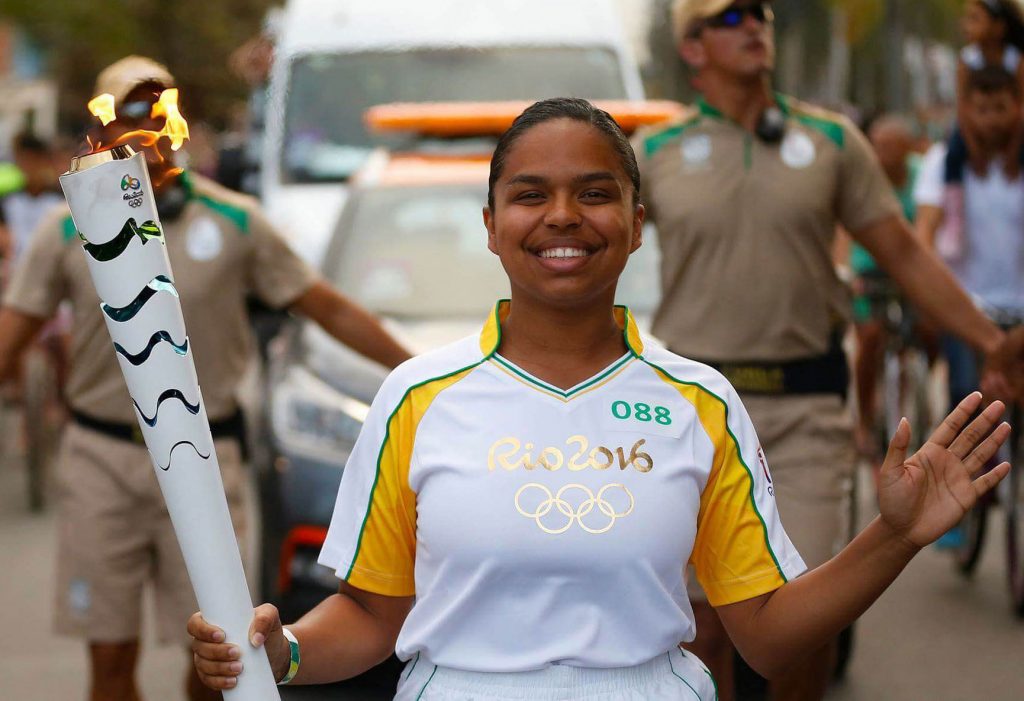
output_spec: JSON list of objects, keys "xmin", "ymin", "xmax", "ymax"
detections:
[
  {"xmin": 4, "ymin": 172, "xmax": 318, "ymax": 423},
  {"xmin": 636, "ymin": 95, "xmax": 899, "ymax": 362}
]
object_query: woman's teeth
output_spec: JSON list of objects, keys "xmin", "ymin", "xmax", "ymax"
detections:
[{"xmin": 538, "ymin": 247, "xmax": 592, "ymax": 259}]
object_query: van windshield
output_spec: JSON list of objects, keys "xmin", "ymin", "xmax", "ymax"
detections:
[{"xmin": 282, "ymin": 47, "xmax": 628, "ymax": 183}]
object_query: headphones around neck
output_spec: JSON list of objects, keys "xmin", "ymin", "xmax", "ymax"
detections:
[
  {"xmin": 157, "ymin": 183, "xmax": 188, "ymax": 221},
  {"xmin": 755, "ymin": 105, "xmax": 786, "ymax": 144}
]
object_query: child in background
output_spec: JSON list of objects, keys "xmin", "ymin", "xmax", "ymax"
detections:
[{"xmin": 941, "ymin": 0, "xmax": 1024, "ymax": 260}]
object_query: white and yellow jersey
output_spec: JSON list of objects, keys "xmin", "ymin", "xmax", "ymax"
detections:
[{"xmin": 320, "ymin": 301, "xmax": 805, "ymax": 672}]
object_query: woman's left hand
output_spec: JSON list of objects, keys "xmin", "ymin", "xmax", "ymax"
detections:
[{"xmin": 878, "ymin": 392, "xmax": 1011, "ymax": 548}]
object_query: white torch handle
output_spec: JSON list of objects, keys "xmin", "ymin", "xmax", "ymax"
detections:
[{"xmin": 60, "ymin": 151, "xmax": 280, "ymax": 700}]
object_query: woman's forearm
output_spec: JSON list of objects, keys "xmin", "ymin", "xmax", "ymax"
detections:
[
  {"xmin": 285, "ymin": 591, "xmax": 405, "ymax": 685},
  {"xmin": 727, "ymin": 517, "xmax": 918, "ymax": 678}
]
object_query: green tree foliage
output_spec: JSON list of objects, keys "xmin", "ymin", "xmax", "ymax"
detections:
[{"xmin": 3, "ymin": 0, "xmax": 276, "ymax": 129}]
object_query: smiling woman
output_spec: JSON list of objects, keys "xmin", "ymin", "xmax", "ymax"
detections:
[{"xmin": 189, "ymin": 98, "xmax": 1012, "ymax": 701}]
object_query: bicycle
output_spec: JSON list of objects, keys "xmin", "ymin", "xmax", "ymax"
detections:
[
  {"xmin": 858, "ymin": 271, "xmax": 934, "ymax": 457},
  {"xmin": 951, "ymin": 308, "xmax": 1024, "ymax": 617}
]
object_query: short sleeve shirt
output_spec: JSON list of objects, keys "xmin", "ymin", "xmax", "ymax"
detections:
[
  {"xmin": 3, "ymin": 172, "xmax": 318, "ymax": 422},
  {"xmin": 914, "ymin": 143, "xmax": 1024, "ymax": 313},
  {"xmin": 319, "ymin": 301, "xmax": 805, "ymax": 672},
  {"xmin": 635, "ymin": 95, "xmax": 900, "ymax": 362}
]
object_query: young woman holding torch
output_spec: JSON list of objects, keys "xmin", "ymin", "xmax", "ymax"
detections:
[{"xmin": 189, "ymin": 98, "xmax": 1012, "ymax": 700}]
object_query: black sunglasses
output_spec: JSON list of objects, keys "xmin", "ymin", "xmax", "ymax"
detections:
[{"xmin": 702, "ymin": 3, "xmax": 774, "ymax": 31}]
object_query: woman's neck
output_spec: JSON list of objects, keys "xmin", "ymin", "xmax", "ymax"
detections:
[{"xmin": 497, "ymin": 294, "xmax": 627, "ymax": 391}]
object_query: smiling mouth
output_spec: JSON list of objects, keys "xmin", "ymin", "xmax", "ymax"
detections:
[{"xmin": 537, "ymin": 247, "xmax": 594, "ymax": 260}]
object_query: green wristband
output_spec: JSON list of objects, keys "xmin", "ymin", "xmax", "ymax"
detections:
[{"xmin": 278, "ymin": 627, "xmax": 300, "ymax": 685}]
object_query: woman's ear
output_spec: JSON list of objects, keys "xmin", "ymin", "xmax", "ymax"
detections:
[
  {"xmin": 630, "ymin": 204, "xmax": 645, "ymax": 254},
  {"xmin": 483, "ymin": 206, "xmax": 499, "ymax": 255}
]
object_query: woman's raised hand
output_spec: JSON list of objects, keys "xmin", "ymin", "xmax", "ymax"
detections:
[
  {"xmin": 877, "ymin": 392, "xmax": 1011, "ymax": 549},
  {"xmin": 187, "ymin": 603, "xmax": 291, "ymax": 690}
]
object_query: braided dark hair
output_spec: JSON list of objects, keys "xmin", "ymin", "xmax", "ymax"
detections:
[{"xmin": 487, "ymin": 97, "xmax": 641, "ymax": 210}]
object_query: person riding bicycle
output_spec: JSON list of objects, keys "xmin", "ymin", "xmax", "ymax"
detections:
[
  {"xmin": 0, "ymin": 56, "xmax": 412, "ymax": 701},
  {"xmin": 916, "ymin": 65, "xmax": 1024, "ymax": 547},
  {"xmin": 851, "ymin": 115, "xmax": 929, "ymax": 461},
  {"xmin": 636, "ymin": 2, "xmax": 1022, "ymax": 699}
]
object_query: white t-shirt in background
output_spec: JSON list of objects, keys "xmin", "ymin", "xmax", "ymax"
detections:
[{"xmin": 915, "ymin": 142, "xmax": 1024, "ymax": 314}]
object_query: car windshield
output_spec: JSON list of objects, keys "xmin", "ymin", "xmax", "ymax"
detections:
[
  {"xmin": 282, "ymin": 47, "xmax": 627, "ymax": 183},
  {"xmin": 325, "ymin": 185, "xmax": 660, "ymax": 320}
]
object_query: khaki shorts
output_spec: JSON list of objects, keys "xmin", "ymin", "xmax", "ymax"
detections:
[
  {"xmin": 688, "ymin": 393, "xmax": 855, "ymax": 600},
  {"xmin": 53, "ymin": 422, "xmax": 249, "ymax": 644}
]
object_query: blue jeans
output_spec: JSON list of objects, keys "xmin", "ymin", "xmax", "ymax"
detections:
[{"xmin": 941, "ymin": 335, "xmax": 980, "ymax": 410}]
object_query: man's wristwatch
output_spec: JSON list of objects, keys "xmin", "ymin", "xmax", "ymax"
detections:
[{"xmin": 278, "ymin": 627, "xmax": 301, "ymax": 685}]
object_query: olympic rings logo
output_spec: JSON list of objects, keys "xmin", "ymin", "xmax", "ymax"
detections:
[{"xmin": 514, "ymin": 483, "xmax": 634, "ymax": 534}]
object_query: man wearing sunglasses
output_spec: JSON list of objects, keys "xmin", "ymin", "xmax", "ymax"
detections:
[
  {"xmin": 636, "ymin": 2, "xmax": 1022, "ymax": 700},
  {"xmin": 0, "ymin": 56, "xmax": 412, "ymax": 701}
]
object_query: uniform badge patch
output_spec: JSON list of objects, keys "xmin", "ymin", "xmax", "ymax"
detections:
[
  {"xmin": 680, "ymin": 134, "xmax": 712, "ymax": 168},
  {"xmin": 185, "ymin": 217, "xmax": 224, "ymax": 261},
  {"xmin": 780, "ymin": 130, "xmax": 816, "ymax": 169}
]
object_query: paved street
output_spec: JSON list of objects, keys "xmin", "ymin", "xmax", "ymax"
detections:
[{"xmin": 2, "ymin": 401, "xmax": 1022, "ymax": 700}]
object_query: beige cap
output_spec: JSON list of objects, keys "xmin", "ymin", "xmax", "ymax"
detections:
[
  {"xmin": 93, "ymin": 55, "xmax": 175, "ymax": 107},
  {"xmin": 671, "ymin": 0, "xmax": 756, "ymax": 45}
]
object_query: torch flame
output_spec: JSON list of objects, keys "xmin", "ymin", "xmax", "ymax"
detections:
[
  {"xmin": 88, "ymin": 94, "xmax": 117, "ymax": 126},
  {"xmin": 151, "ymin": 89, "xmax": 189, "ymax": 151},
  {"xmin": 84, "ymin": 87, "xmax": 190, "ymax": 182}
]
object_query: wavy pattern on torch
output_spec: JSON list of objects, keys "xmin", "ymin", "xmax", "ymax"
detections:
[
  {"xmin": 114, "ymin": 330, "xmax": 188, "ymax": 365},
  {"xmin": 132, "ymin": 388, "xmax": 201, "ymax": 427},
  {"xmin": 157, "ymin": 440, "xmax": 211, "ymax": 471},
  {"xmin": 82, "ymin": 218, "xmax": 163, "ymax": 261},
  {"xmin": 102, "ymin": 275, "xmax": 178, "ymax": 322}
]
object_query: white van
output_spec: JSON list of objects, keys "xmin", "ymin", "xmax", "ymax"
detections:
[{"xmin": 261, "ymin": 0, "xmax": 646, "ymax": 263}]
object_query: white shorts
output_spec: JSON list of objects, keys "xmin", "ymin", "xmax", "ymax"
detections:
[{"xmin": 395, "ymin": 647, "xmax": 717, "ymax": 701}]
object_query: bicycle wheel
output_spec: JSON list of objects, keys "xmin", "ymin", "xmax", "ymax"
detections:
[
  {"xmin": 1005, "ymin": 412, "xmax": 1024, "ymax": 616},
  {"xmin": 22, "ymin": 349, "xmax": 59, "ymax": 512},
  {"xmin": 903, "ymin": 350, "xmax": 932, "ymax": 451},
  {"xmin": 878, "ymin": 348, "xmax": 903, "ymax": 455},
  {"xmin": 955, "ymin": 501, "xmax": 989, "ymax": 577}
]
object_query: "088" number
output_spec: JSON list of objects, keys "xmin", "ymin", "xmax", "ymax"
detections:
[{"xmin": 612, "ymin": 401, "xmax": 672, "ymax": 426}]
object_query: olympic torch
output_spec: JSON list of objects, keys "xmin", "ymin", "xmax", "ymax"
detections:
[{"xmin": 59, "ymin": 92, "xmax": 279, "ymax": 700}]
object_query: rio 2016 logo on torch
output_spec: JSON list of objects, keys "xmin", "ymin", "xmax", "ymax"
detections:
[{"xmin": 121, "ymin": 174, "xmax": 144, "ymax": 207}]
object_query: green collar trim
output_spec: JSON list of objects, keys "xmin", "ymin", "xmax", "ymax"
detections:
[
  {"xmin": 478, "ymin": 300, "xmax": 644, "ymax": 360},
  {"xmin": 644, "ymin": 115, "xmax": 703, "ymax": 158},
  {"xmin": 493, "ymin": 351, "xmax": 634, "ymax": 400},
  {"xmin": 696, "ymin": 96, "xmax": 724, "ymax": 119},
  {"xmin": 179, "ymin": 171, "xmax": 250, "ymax": 233},
  {"xmin": 697, "ymin": 92, "xmax": 843, "ymax": 148},
  {"xmin": 696, "ymin": 91, "xmax": 788, "ymax": 121}
]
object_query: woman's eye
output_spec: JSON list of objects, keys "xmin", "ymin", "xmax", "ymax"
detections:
[
  {"xmin": 515, "ymin": 191, "xmax": 544, "ymax": 202},
  {"xmin": 581, "ymin": 190, "xmax": 611, "ymax": 200}
]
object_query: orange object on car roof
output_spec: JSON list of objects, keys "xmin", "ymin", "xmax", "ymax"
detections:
[
  {"xmin": 357, "ymin": 153, "xmax": 492, "ymax": 187},
  {"xmin": 365, "ymin": 100, "xmax": 687, "ymax": 137}
]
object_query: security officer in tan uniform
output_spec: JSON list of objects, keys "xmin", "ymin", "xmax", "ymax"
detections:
[
  {"xmin": 0, "ymin": 57, "xmax": 411, "ymax": 701},
  {"xmin": 638, "ymin": 3, "xmax": 1020, "ymax": 700}
]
